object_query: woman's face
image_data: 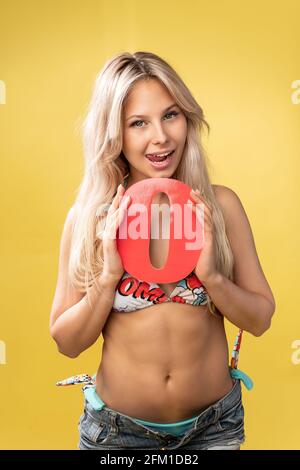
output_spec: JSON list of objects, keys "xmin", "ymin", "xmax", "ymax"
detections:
[{"xmin": 121, "ymin": 78, "xmax": 188, "ymax": 187}]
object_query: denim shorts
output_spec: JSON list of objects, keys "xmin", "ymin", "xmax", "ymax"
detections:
[{"xmin": 77, "ymin": 378, "xmax": 245, "ymax": 450}]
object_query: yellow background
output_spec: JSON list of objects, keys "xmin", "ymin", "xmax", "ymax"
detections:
[{"xmin": 0, "ymin": 0, "xmax": 299, "ymax": 450}]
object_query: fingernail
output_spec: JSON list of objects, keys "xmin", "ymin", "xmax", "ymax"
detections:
[{"xmin": 121, "ymin": 195, "xmax": 130, "ymax": 204}]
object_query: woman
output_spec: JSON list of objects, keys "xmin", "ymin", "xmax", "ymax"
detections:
[{"xmin": 49, "ymin": 51, "xmax": 276, "ymax": 450}]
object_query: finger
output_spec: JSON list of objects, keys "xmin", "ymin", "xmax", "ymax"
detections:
[
  {"xmin": 187, "ymin": 198, "xmax": 208, "ymax": 218},
  {"xmin": 187, "ymin": 208, "xmax": 207, "ymax": 238},
  {"xmin": 105, "ymin": 196, "xmax": 131, "ymax": 238},
  {"xmin": 190, "ymin": 190, "xmax": 213, "ymax": 210},
  {"xmin": 190, "ymin": 188, "xmax": 204, "ymax": 197},
  {"xmin": 109, "ymin": 184, "xmax": 125, "ymax": 213},
  {"xmin": 187, "ymin": 198, "xmax": 211, "ymax": 222},
  {"xmin": 188, "ymin": 201, "xmax": 212, "ymax": 231},
  {"xmin": 189, "ymin": 193, "xmax": 210, "ymax": 210},
  {"xmin": 115, "ymin": 196, "xmax": 131, "ymax": 227},
  {"xmin": 113, "ymin": 194, "xmax": 131, "ymax": 216},
  {"xmin": 107, "ymin": 185, "xmax": 125, "ymax": 217}
]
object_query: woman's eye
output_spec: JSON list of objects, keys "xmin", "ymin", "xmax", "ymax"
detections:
[
  {"xmin": 131, "ymin": 111, "xmax": 178, "ymax": 128},
  {"xmin": 165, "ymin": 111, "xmax": 178, "ymax": 119},
  {"xmin": 131, "ymin": 120, "xmax": 144, "ymax": 128}
]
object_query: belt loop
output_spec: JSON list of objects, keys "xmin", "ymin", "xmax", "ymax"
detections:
[
  {"xmin": 213, "ymin": 404, "xmax": 222, "ymax": 423},
  {"xmin": 108, "ymin": 409, "xmax": 117, "ymax": 428}
]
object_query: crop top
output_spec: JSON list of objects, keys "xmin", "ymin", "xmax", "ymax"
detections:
[{"xmin": 111, "ymin": 270, "xmax": 210, "ymax": 313}]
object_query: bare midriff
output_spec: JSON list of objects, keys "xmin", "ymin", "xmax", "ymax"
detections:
[{"xmin": 96, "ymin": 300, "xmax": 233, "ymax": 423}]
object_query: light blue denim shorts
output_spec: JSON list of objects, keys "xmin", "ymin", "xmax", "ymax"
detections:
[{"xmin": 78, "ymin": 378, "xmax": 245, "ymax": 450}]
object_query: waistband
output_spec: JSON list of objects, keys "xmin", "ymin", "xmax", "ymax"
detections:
[
  {"xmin": 82, "ymin": 372, "xmax": 243, "ymax": 435},
  {"xmin": 82, "ymin": 384, "xmax": 200, "ymax": 436}
]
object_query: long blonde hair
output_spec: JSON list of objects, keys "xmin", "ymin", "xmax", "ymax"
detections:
[{"xmin": 69, "ymin": 51, "xmax": 234, "ymax": 317}]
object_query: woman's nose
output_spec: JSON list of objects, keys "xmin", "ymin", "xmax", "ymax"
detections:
[{"xmin": 151, "ymin": 123, "xmax": 168, "ymax": 143}]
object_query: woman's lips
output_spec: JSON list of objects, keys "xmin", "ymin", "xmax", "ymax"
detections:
[{"xmin": 145, "ymin": 150, "xmax": 175, "ymax": 169}]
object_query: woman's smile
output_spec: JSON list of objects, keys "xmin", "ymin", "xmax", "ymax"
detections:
[{"xmin": 145, "ymin": 149, "xmax": 175, "ymax": 169}]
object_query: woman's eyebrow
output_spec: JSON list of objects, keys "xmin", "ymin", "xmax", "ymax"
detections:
[{"xmin": 126, "ymin": 103, "xmax": 179, "ymax": 121}]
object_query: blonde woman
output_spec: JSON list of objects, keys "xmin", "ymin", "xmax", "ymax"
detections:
[{"xmin": 50, "ymin": 51, "xmax": 275, "ymax": 450}]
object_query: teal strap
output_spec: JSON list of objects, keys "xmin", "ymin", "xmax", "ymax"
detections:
[
  {"xmin": 229, "ymin": 367, "xmax": 254, "ymax": 390},
  {"xmin": 83, "ymin": 385, "xmax": 105, "ymax": 411}
]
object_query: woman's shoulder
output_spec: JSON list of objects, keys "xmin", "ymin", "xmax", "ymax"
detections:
[
  {"xmin": 212, "ymin": 184, "xmax": 246, "ymax": 226},
  {"xmin": 212, "ymin": 184, "xmax": 239, "ymax": 201}
]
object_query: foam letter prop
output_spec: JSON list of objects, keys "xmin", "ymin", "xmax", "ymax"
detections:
[{"xmin": 117, "ymin": 178, "xmax": 204, "ymax": 283}]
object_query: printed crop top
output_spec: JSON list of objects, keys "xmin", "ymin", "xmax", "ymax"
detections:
[{"xmin": 112, "ymin": 271, "xmax": 211, "ymax": 313}]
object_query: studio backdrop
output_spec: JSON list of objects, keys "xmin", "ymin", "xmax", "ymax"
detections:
[{"xmin": 0, "ymin": 0, "xmax": 299, "ymax": 450}]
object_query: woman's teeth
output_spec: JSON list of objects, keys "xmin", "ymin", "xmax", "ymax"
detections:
[
  {"xmin": 146, "ymin": 150, "xmax": 174, "ymax": 162},
  {"xmin": 145, "ymin": 150, "xmax": 175, "ymax": 169}
]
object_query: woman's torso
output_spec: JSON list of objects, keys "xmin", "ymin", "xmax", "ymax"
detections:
[{"xmin": 96, "ymin": 191, "xmax": 234, "ymax": 422}]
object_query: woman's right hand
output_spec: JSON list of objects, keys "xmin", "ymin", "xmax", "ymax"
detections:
[{"xmin": 101, "ymin": 184, "xmax": 131, "ymax": 282}]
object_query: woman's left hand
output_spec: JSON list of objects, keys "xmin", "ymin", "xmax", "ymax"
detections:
[{"xmin": 188, "ymin": 188, "xmax": 219, "ymax": 284}]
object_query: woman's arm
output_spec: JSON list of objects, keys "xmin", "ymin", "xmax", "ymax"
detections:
[
  {"xmin": 49, "ymin": 206, "xmax": 120, "ymax": 358},
  {"xmin": 200, "ymin": 185, "xmax": 276, "ymax": 337},
  {"xmin": 202, "ymin": 272, "xmax": 275, "ymax": 336},
  {"xmin": 50, "ymin": 273, "xmax": 120, "ymax": 358}
]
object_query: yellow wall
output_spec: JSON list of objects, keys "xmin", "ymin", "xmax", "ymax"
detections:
[{"xmin": 0, "ymin": 0, "xmax": 299, "ymax": 450}]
